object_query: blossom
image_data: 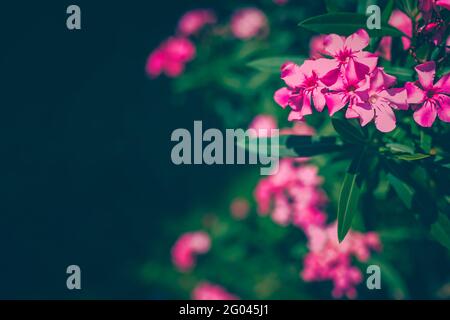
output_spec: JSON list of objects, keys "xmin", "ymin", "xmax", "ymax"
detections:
[
  {"xmin": 352, "ymin": 68, "xmax": 408, "ymax": 132},
  {"xmin": 248, "ymin": 114, "xmax": 278, "ymax": 137},
  {"xmin": 406, "ymin": 61, "xmax": 450, "ymax": 127},
  {"xmin": 274, "ymin": 60, "xmax": 327, "ymax": 121},
  {"xmin": 254, "ymin": 158, "xmax": 327, "ymax": 231},
  {"xmin": 230, "ymin": 198, "xmax": 250, "ymax": 220},
  {"xmin": 316, "ymin": 29, "xmax": 378, "ymax": 86},
  {"xmin": 192, "ymin": 282, "xmax": 239, "ymax": 300},
  {"xmin": 146, "ymin": 37, "xmax": 196, "ymax": 78},
  {"xmin": 301, "ymin": 223, "xmax": 381, "ymax": 299},
  {"xmin": 230, "ymin": 8, "xmax": 268, "ymax": 39},
  {"xmin": 171, "ymin": 231, "xmax": 211, "ymax": 271},
  {"xmin": 177, "ymin": 9, "xmax": 216, "ymax": 36},
  {"xmin": 377, "ymin": 10, "xmax": 413, "ymax": 61},
  {"xmin": 309, "ymin": 35, "xmax": 328, "ymax": 59}
]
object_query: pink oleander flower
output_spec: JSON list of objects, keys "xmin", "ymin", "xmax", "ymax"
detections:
[
  {"xmin": 230, "ymin": 198, "xmax": 250, "ymax": 220},
  {"xmin": 301, "ymin": 223, "xmax": 381, "ymax": 299},
  {"xmin": 274, "ymin": 60, "xmax": 327, "ymax": 121},
  {"xmin": 406, "ymin": 61, "xmax": 450, "ymax": 127},
  {"xmin": 177, "ymin": 9, "xmax": 216, "ymax": 36},
  {"xmin": 316, "ymin": 29, "xmax": 378, "ymax": 86},
  {"xmin": 146, "ymin": 37, "xmax": 196, "ymax": 78},
  {"xmin": 192, "ymin": 282, "xmax": 239, "ymax": 300},
  {"xmin": 353, "ymin": 68, "xmax": 407, "ymax": 132},
  {"xmin": 377, "ymin": 10, "xmax": 413, "ymax": 61},
  {"xmin": 254, "ymin": 158, "xmax": 327, "ymax": 231},
  {"xmin": 171, "ymin": 231, "xmax": 211, "ymax": 271},
  {"xmin": 309, "ymin": 35, "xmax": 329, "ymax": 59},
  {"xmin": 230, "ymin": 8, "xmax": 268, "ymax": 39},
  {"xmin": 248, "ymin": 114, "xmax": 278, "ymax": 137}
]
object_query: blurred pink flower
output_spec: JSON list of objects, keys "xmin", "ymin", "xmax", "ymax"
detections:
[
  {"xmin": 248, "ymin": 114, "xmax": 278, "ymax": 137},
  {"xmin": 192, "ymin": 282, "xmax": 239, "ymax": 300},
  {"xmin": 447, "ymin": 36, "xmax": 450, "ymax": 53},
  {"xmin": 377, "ymin": 10, "xmax": 413, "ymax": 61},
  {"xmin": 230, "ymin": 198, "xmax": 250, "ymax": 220},
  {"xmin": 254, "ymin": 158, "xmax": 326, "ymax": 231},
  {"xmin": 352, "ymin": 68, "xmax": 408, "ymax": 132},
  {"xmin": 177, "ymin": 9, "xmax": 216, "ymax": 36},
  {"xmin": 309, "ymin": 35, "xmax": 328, "ymax": 59},
  {"xmin": 146, "ymin": 37, "xmax": 196, "ymax": 78},
  {"xmin": 420, "ymin": 0, "xmax": 450, "ymax": 21},
  {"xmin": 230, "ymin": 8, "xmax": 268, "ymax": 39},
  {"xmin": 301, "ymin": 223, "xmax": 381, "ymax": 299},
  {"xmin": 171, "ymin": 231, "xmax": 211, "ymax": 271},
  {"xmin": 316, "ymin": 29, "xmax": 378, "ymax": 86},
  {"xmin": 274, "ymin": 60, "xmax": 327, "ymax": 121},
  {"xmin": 406, "ymin": 61, "xmax": 450, "ymax": 127}
]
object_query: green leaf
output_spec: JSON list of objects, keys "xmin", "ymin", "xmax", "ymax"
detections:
[
  {"xmin": 332, "ymin": 118, "xmax": 367, "ymax": 144},
  {"xmin": 246, "ymin": 56, "xmax": 306, "ymax": 73},
  {"xmin": 237, "ymin": 135, "xmax": 345, "ymax": 159},
  {"xmin": 298, "ymin": 13, "xmax": 407, "ymax": 37},
  {"xmin": 431, "ymin": 214, "xmax": 450, "ymax": 251},
  {"xmin": 395, "ymin": 153, "xmax": 431, "ymax": 161},
  {"xmin": 382, "ymin": 66, "xmax": 414, "ymax": 82},
  {"xmin": 420, "ymin": 130, "xmax": 432, "ymax": 153},
  {"xmin": 337, "ymin": 149, "xmax": 365, "ymax": 242},
  {"xmin": 382, "ymin": 0, "xmax": 395, "ymax": 23},
  {"xmin": 387, "ymin": 173, "xmax": 414, "ymax": 208}
]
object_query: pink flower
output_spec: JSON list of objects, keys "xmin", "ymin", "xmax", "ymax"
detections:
[
  {"xmin": 309, "ymin": 35, "xmax": 329, "ymax": 59},
  {"xmin": 420, "ymin": 0, "xmax": 450, "ymax": 21},
  {"xmin": 254, "ymin": 158, "xmax": 327, "ymax": 231},
  {"xmin": 192, "ymin": 282, "xmax": 239, "ymax": 300},
  {"xmin": 352, "ymin": 68, "xmax": 408, "ymax": 132},
  {"xmin": 146, "ymin": 37, "xmax": 196, "ymax": 78},
  {"xmin": 230, "ymin": 8, "xmax": 268, "ymax": 39},
  {"xmin": 406, "ymin": 61, "xmax": 450, "ymax": 127},
  {"xmin": 230, "ymin": 198, "xmax": 250, "ymax": 220},
  {"xmin": 279, "ymin": 122, "xmax": 316, "ymax": 136},
  {"xmin": 171, "ymin": 231, "xmax": 211, "ymax": 271},
  {"xmin": 177, "ymin": 9, "xmax": 216, "ymax": 36},
  {"xmin": 301, "ymin": 223, "xmax": 381, "ymax": 299},
  {"xmin": 437, "ymin": 0, "xmax": 450, "ymax": 10},
  {"xmin": 248, "ymin": 114, "xmax": 278, "ymax": 137},
  {"xmin": 316, "ymin": 29, "xmax": 378, "ymax": 86},
  {"xmin": 377, "ymin": 10, "xmax": 413, "ymax": 60},
  {"xmin": 274, "ymin": 60, "xmax": 327, "ymax": 121}
]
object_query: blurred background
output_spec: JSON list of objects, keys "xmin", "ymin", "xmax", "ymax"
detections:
[{"xmin": 0, "ymin": 0, "xmax": 449, "ymax": 299}]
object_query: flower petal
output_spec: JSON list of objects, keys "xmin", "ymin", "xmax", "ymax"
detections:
[
  {"xmin": 415, "ymin": 61, "xmax": 436, "ymax": 90},
  {"xmin": 413, "ymin": 100, "xmax": 437, "ymax": 127},
  {"xmin": 405, "ymin": 82, "xmax": 426, "ymax": 104},
  {"xmin": 323, "ymin": 34, "xmax": 345, "ymax": 56},
  {"xmin": 374, "ymin": 103, "xmax": 396, "ymax": 132},
  {"xmin": 434, "ymin": 72, "xmax": 450, "ymax": 94},
  {"xmin": 274, "ymin": 87, "xmax": 291, "ymax": 108},
  {"xmin": 281, "ymin": 63, "xmax": 305, "ymax": 88},
  {"xmin": 344, "ymin": 29, "xmax": 370, "ymax": 52},
  {"xmin": 325, "ymin": 92, "xmax": 348, "ymax": 116},
  {"xmin": 379, "ymin": 88, "xmax": 408, "ymax": 110},
  {"xmin": 352, "ymin": 102, "xmax": 375, "ymax": 126},
  {"xmin": 436, "ymin": 94, "xmax": 450, "ymax": 123},
  {"xmin": 312, "ymin": 89, "xmax": 326, "ymax": 112}
]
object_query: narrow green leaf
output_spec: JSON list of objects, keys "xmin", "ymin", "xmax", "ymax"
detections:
[
  {"xmin": 332, "ymin": 118, "xmax": 367, "ymax": 144},
  {"xmin": 382, "ymin": 0, "xmax": 395, "ymax": 23},
  {"xmin": 420, "ymin": 131, "xmax": 432, "ymax": 153},
  {"xmin": 381, "ymin": 65, "xmax": 414, "ymax": 82},
  {"xmin": 431, "ymin": 214, "xmax": 450, "ymax": 251},
  {"xmin": 298, "ymin": 13, "xmax": 407, "ymax": 37},
  {"xmin": 395, "ymin": 153, "xmax": 431, "ymax": 161},
  {"xmin": 246, "ymin": 56, "xmax": 306, "ymax": 73},
  {"xmin": 337, "ymin": 149, "xmax": 365, "ymax": 242},
  {"xmin": 386, "ymin": 143, "xmax": 415, "ymax": 154}
]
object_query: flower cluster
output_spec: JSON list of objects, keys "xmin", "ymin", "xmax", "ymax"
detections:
[
  {"xmin": 192, "ymin": 282, "xmax": 239, "ymax": 300},
  {"xmin": 254, "ymin": 137, "xmax": 381, "ymax": 298},
  {"xmin": 177, "ymin": 9, "xmax": 217, "ymax": 36},
  {"xmin": 302, "ymin": 223, "xmax": 381, "ymax": 299},
  {"xmin": 171, "ymin": 231, "xmax": 211, "ymax": 271},
  {"xmin": 255, "ymin": 158, "xmax": 327, "ymax": 231}
]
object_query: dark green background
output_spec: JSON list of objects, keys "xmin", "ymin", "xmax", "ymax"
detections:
[{"xmin": 0, "ymin": 0, "xmax": 237, "ymax": 299}]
